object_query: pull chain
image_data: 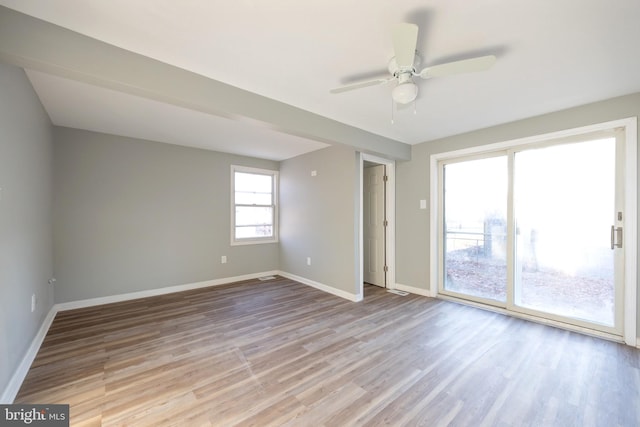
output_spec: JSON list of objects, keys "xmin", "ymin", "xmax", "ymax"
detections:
[
  {"xmin": 390, "ymin": 99, "xmax": 395, "ymax": 124},
  {"xmin": 391, "ymin": 99, "xmax": 418, "ymax": 123}
]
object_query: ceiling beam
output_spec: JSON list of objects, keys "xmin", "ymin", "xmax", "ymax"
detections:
[{"xmin": 0, "ymin": 6, "xmax": 410, "ymax": 161}]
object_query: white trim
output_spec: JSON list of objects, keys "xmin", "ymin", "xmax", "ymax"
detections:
[
  {"xmin": 623, "ymin": 118, "xmax": 637, "ymax": 346},
  {"xmin": 56, "ymin": 271, "xmax": 279, "ymax": 311},
  {"xmin": 637, "ymin": 338, "xmax": 640, "ymax": 349},
  {"xmin": 431, "ymin": 118, "xmax": 637, "ymax": 161},
  {"xmin": 1, "ymin": 306, "xmax": 57, "ymax": 404},
  {"xmin": 394, "ymin": 282, "xmax": 431, "ymax": 297},
  {"xmin": 430, "ymin": 117, "xmax": 638, "ymax": 346},
  {"xmin": 278, "ymin": 271, "xmax": 362, "ymax": 302},
  {"xmin": 357, "ymin": 153, "xmax": 364, "ymax": 296},
  {"xmin": 385, "ymin": 162, "xmax": 397, "ymax": 290},
  {"xmin": 429, "ymin": 154, "xmax": 439, "ymax": 298}
]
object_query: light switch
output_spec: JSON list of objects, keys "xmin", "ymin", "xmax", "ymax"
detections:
[{"xmin": 420, "ymin": 199, "xmax": 427, "ymax": 210}]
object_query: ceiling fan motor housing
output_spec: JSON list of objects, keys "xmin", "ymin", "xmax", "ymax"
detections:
[{"xmin": 388, "ymin": 52, "xmax": 421, "ymax": 76}]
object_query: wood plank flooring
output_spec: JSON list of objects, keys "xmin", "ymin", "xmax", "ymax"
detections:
[{"xmin": 15, "ymin": 276, "xmax": 640, "ymax": 426}]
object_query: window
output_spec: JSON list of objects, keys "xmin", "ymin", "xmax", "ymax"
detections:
[{"xmin": 231, "ymin": 165, "xmax": 278, "ymax": 245}]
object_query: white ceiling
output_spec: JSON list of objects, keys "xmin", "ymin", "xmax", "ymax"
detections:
[
  {"xmin": 3, "ymin": 0, "xmax": 640, "ymax": 160},
  {"xmin": 25, "ymin": 69, "xmax": 329, "ymax": 161}
]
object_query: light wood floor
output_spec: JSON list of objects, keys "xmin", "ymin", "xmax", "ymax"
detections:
[{"xmin": 16, "ymin": 276, "xmax": 640, "ymax": 426}]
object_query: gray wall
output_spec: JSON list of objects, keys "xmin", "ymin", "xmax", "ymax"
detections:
[
  {"xmin": 0, "ymin": 63, "xmax": 54, "ymax": 396},
  {"xmin": 396, "ymin": 92, "xmax": 640, "ymax": 334},
  {"xmin": 280, "ymin": 145, "xmax": 360, "ymax": 297},
  {"xmin": 53, "ymin": 127, "xmax": 279, "ymax": 303}
]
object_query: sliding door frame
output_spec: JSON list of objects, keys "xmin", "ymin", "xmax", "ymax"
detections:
[{"xmin": 429, "ymin": 117, "xmax": 637, "ymax": 345}]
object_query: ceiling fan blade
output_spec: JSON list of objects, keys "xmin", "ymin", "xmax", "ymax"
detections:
[
  {"xmin": 419, "ymin": 55, "xmax": 496, "ymax": 79},
  {"xmin": 392, "ymin": 23, "xmax": 418, "ymax": 68},
  {"xmin": 330, "ymin": 77, "xmax": 393, "ymax": 94}
]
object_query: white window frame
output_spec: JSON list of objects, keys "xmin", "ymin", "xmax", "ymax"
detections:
[{"xmin": 231, "ymin": 165, "xmax": 279, "ymax": 246}]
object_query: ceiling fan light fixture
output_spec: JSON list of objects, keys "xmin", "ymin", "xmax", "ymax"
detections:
[{"xmin": 392, "ymin": 81, "xmax": 418, "ymax": 104}]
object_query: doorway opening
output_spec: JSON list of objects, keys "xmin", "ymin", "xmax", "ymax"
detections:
[
  {"xmin": 359, "ymin": 153, "xmax": 396, "ymax": 298},
  {"xmin": 364, "ymin": 162, "xmax": 387, "ymax": 288}
]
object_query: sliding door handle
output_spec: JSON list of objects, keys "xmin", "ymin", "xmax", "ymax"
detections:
[{"xmin": 611, "ymin": 225, "xmax": 623, "ymax": 249}]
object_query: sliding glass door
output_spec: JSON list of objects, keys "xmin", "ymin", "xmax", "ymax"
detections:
[{"xmin": 439, "ymin": 132, "xmax": 624, "ymax": 334}]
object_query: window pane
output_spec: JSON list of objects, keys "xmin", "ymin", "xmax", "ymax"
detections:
[
  {"xmin": 235, "ymin": 172, "xmax": 272, "ymax": 193},
  {"xmin": 513, "ymin": 139, "xmax": 616, "ymax": 326},
  {"xmin": 235, "ymin": 191, "xmax": 272, "ymax": 205},
  {"xmin": 236, "ymin": 225, "xmax": 273, "ymax": 239},
  {"xmin": 236, "ymin": 206, "xmax": 273, "ymax": 226},
  {"xmin": 235, "ymin": 172, "xmax": 273, "ymax": 204}
]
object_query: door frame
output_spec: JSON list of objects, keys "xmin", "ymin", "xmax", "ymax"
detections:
[
  {"xmin": 429, "ymin": 117, "xmax": 637, "ymax": 345},
  {"xmin": 358, "ymin": 153, "xmax": 396, "ymax": 298}
]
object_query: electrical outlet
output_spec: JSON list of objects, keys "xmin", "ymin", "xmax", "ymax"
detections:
[
  {"xmin": 221, "ymin": 255, "xmax": 227, "ymax": 264},
  {"xmin": 306, "ymin": 257, "xmax": 311, "ymax": 266},
  {"xmin": 31, "ymin": 294, "xmax": 36, "ymax": 312}
]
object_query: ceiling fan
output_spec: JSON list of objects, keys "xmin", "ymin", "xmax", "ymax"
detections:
[{"xmin": 330, "ymin": 23, "xmax": 496, "ymax": 105}]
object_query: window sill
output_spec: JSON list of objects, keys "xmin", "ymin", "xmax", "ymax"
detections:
[{"xmin": 231, "ymin": 237, "xmax": 279, "ymax": 246}]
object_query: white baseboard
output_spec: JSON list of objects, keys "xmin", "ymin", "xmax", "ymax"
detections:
[
  {"xmin": 1, "ymin": 306, "xmax": 57, "ymax": 404},
  {"xmin": 394, "ymin": 282, "xmax": 432, "ymax": 297},
  {"xmin": 56, "ymin": 271, "xmax": 279, "ymax": 311},
  {"xmin": 278, "ymin": 271, "xmax": 362, "ymax": 302}
]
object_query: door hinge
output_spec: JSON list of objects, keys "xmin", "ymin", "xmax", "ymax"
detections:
[
  {"xmin": 384, "ymin": 265, "xmax": 389, "ymax": 272},
  {"xmin": 383, "ymin": 175, "xmax": 388, "ymax": 182},
  {"xmin": 383, "ymin": 220, "xmax": 388, "ymax": 227}
]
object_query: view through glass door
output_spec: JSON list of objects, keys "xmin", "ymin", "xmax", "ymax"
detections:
[
  {"xmin": 443, "ymin": 156, "xmax": 507, "ymax": 302},
  {"xmin": 440, "ymin": 132, "xmax": 624, "ymax": 333}
]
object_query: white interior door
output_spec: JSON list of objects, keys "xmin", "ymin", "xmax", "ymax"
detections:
[{"xmin": 364, "ymin": 164, "xmax": 386, "ymax": 287}]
